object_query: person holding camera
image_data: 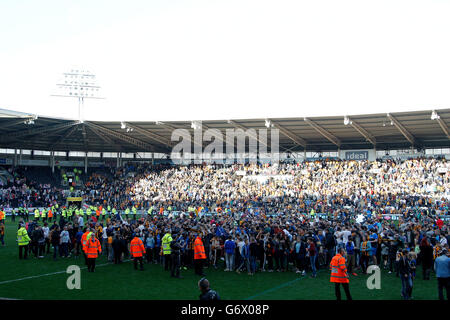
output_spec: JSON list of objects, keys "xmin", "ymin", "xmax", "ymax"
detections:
[{"xmin": 170, "ymin": 233, "xmax": 183, "ymax": 278}]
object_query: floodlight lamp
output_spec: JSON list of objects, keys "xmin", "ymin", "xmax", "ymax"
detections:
[
  {"xmin": 344, "ymin": 116, "xmax": 351, "ymax": 126},
  {"xmin": 431, "ymin": 110, "xmax": 440, "ymax": 120},
  {"xmin": 191, "ymin": 121, "xmax": 201, "ymax": 130},
  {"xmin": 265, "ymin": 119, "xmax": 273, "ymax": 128},
  {"xmin": 121, "ymin": 122, "xmax": 126, "ymax": 129}
]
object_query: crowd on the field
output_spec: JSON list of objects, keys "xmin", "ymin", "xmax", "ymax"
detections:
[
  {"xmin": 17, "ymin": 203, "xmax": 449, "ymax": 274},
  {"xmin": 3, "ymin": 157, "xmax": 450, "ymax": 299}
]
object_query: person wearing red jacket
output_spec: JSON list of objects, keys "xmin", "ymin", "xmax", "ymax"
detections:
[{"xmin": 130, "ymin": 230, "xmax": 146, "ymax": 271}]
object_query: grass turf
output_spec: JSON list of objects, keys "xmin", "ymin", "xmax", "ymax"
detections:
[{"xmin": 0, "ymin": 217, "xmax": 441, "ymax": 300}]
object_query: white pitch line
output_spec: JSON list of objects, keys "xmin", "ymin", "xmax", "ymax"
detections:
[{"xmin": 0, "ymin": 260, "xmax": 130, "ymax": 286}]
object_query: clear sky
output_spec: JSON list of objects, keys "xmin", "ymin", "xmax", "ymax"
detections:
[{"xmin": 1, "ymin": 0, "xmax": 449, "ymax": 122}]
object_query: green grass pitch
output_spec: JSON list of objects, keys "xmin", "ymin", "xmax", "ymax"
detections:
[{"xmin": 0, "ymin": 217, "xmax": 440, "ymax": 300}]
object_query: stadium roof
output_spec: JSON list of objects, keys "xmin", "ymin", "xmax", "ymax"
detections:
[{"xmin": 0, "ymin": 108, "xmax": 449, "ymax": 153}]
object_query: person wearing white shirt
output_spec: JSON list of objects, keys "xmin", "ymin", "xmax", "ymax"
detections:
[
  {"xmin": 341, "ymin": 230, "xmax": 352, "ymax": 245},
  {"xmin": 78, "ymin": 216, "xmax": 84, "ymax": 228},
  {"xmin": 42, "ymin": 224, "xmax": 50, "ymax": 254}
]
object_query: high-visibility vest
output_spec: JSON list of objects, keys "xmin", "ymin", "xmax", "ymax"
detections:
[
  {"xmin": 107, "ymin": 206, "xmax": 111, "ymax": 212},
  {"xmin": 330, "ymin": 253, "xmax": 349, "ymax": 283},
  {"xmin": 85, "ymin": 238, "xmax": 102, "ymax": 258},
  {"xmin": 34, "ymin": 209, "xmax": 40, "ymax": 218},
  {"xmin": 48, "ymin": 210, "xmax": 53, "ymax": 218},
  {"xmin": 125, "ymin": 208, "xmax": 130, "ymax": 215},
  {"xmin": 102, "ymin": 209, "xmax": 106, "ymax": 216},
  {"xmin": 62, "ymin": 209, "xmax": 67, "ymax": 218},
  {"xmin": 132, "ymin": 207, "xmax": 137, "ymax": 214},
  {"xmin": 0, "ymin": 211, "xmax": 5, "ymax": 220},
  {"xmin": 162, "ymin": 233, "xmax": 173, "ymax": 255},
  {"xmin": 361, "ymin": 241, "xmax": 370, "ymax": 256},
  {"xmin": 81, "ymin": 232, "xmax": 90, "ymax": 252},
  {"xmin": 112, "ymin": 208, "xmax": 117, "ymax": 214},
  {"xmin": 17, "ymin": 227, "xmax": 31, "ymax": 246},
  {"xmin": 147, "ymin": 208, "xmax": 152, "ymax": 215},
  {"xmin": 130, "ymin": 237, "xmax": 146, "ymax": 258},
  {"xmin": 194, "ymin": 237, "xmax": 206, "ymax": 260},
  {"xmin": 86, "ymin": 208, "xmax": 92, "ymax": 216},
  {"xmin": 96, "ymin": 210, "xmax": 100, "ymax": 217}
]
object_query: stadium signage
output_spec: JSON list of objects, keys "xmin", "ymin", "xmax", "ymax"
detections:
[
  {"xmin": 19, "ymin": 159, "xmax": 49, "ymax": 166},
  {"xmin": 345, "ymin": 151, "xmax": 368, "ymax": 160},
  {"xmin": 0, "ymin": 158, "xmax": 12, "ymax": 165},
  {"xmin": 67, "ymin": 197, "xmax": 83, "ymax": 202}
]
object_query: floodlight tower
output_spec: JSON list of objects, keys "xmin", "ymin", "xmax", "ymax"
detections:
[{"xmin": 51, "ymin": 68, "xmax": 104, "ymax": 122}]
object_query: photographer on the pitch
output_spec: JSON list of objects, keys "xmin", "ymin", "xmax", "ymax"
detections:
[
  {"xmin": 198, "ymin": 278, "xmax": 220, "ymax": 301},
  {"xmin": 170, "ymin": 233, "xmax": 183, "ymax": 279}
]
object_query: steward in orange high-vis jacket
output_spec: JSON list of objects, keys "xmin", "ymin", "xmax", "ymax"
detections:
[
  {"xmin": 194, "ymin": 234, "xmax": 206, "ymax": 276},
  {"xmin": 85, "ymin": 233, "xmax": 102, "ymax": 272},
  {"xmin": 330, "ymin": 248, "xmax": 352, "ymax": 300},
  {"xmin": 130, "ymin": 231, "xmax": 146, "ymax": 271},
  {"xmin": 81, "ymin": 228, "xmax": 91, "ymax": 265}
]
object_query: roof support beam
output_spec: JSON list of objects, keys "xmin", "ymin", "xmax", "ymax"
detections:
[
  {"xmin": 200, "ymin": 123, "xmax": 228, "ymax": 147},
  {"xmin": 435, "ymin": 114, "xmax": 450, "ymax": 140},
  {"xmin": 156, "ymin": 122, "xmax": 203, "ymax": 150},
  {"xmin": 88, "ymin": 126, "xmax": 117, "ymax": 147},
  {"xmin": 52, "ymin": 125, "xmax": 79, "ymax": 149},
  {"xmin": 269, "ymin": 120, "xmax": 307, "ymax": 148},
  {"xmin": 227, "ymin": 120, "xmax": 270, "ymax": 150},
  {"xmin": 348, "ymin": 118, "xmax": 377, "ymax": 146},
  {"xmin": 386, "ymin": 113, "xmax": 415, "ymax": 145},
  {"xmin": 123, "ymin": 123, "xmax": 173, "ymax": 149},
  {"xmin": 1, "ymin": 118, "xmax": 35, "ymax": 130},
  {"xmin": 0, "ymin": 121, "xmax": 80, "ymax": 144},
  {"xmin": 81, "ymin": 124, "xmax": 89, "ymax": 151},
  {"xmin": 303, "ymin": 118, "xmax": 341, "ymax": 147},
  {"xmin": 84, "ymin": 122, "xmax": 158, "ymax": 152}
]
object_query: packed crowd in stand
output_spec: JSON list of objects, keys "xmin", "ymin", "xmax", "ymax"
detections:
[{"xmin": 2, "ymin": 157, "xmax": 450, "ymax": 299}]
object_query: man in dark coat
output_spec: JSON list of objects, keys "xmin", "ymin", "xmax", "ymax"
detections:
[{"xmin": 419, "ymin": 237, "xmax": 434, "ymax": 280}]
